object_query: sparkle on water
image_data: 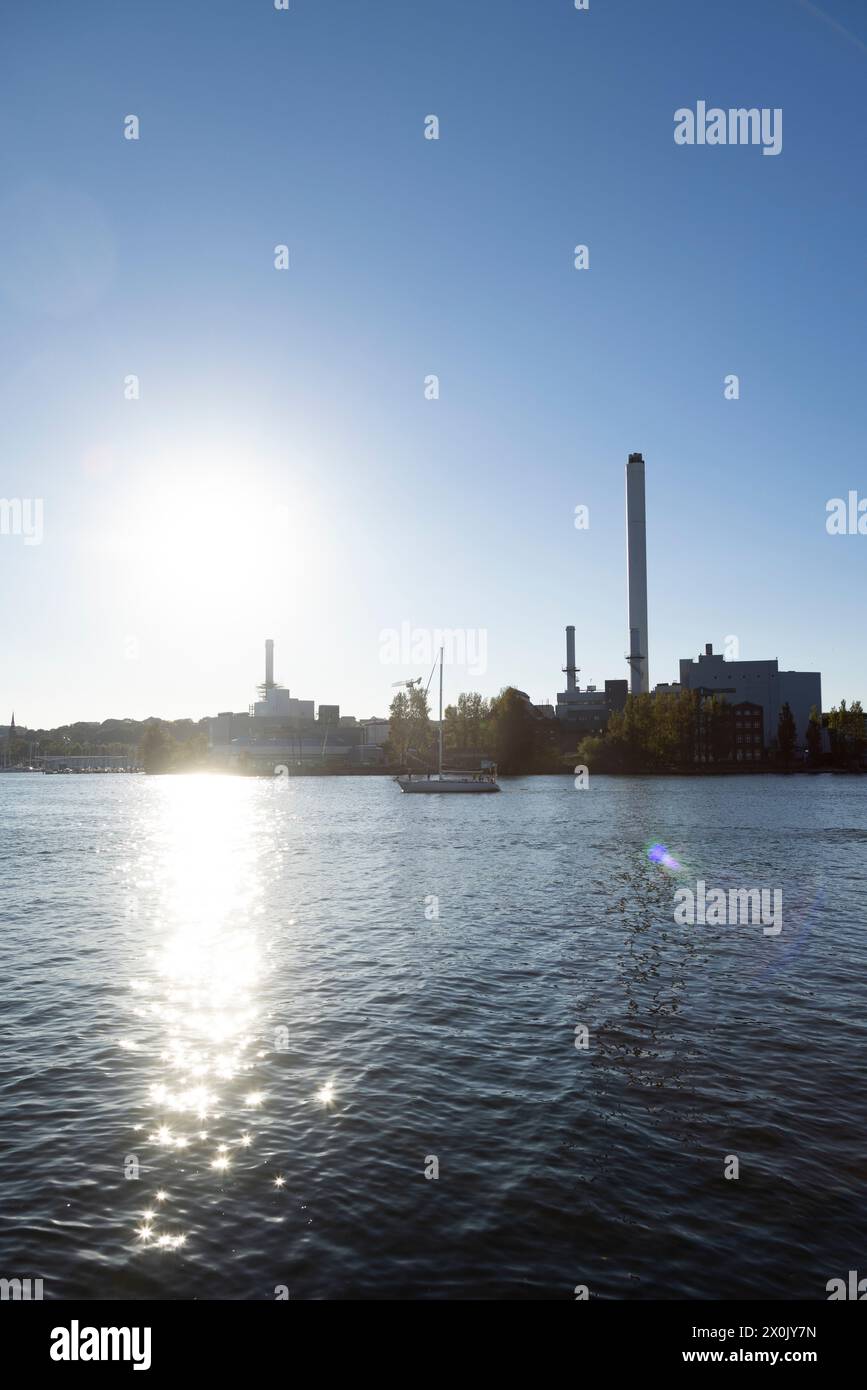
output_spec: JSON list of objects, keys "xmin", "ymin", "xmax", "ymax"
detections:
[{"xmin": 122, "ymin": 777, "xmax": 278, "ymax": 1253}]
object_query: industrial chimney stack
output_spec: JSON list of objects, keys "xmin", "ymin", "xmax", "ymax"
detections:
[
  {"xmin": 625, "ymin": 453, "xmax": 649, "ymax": 695},
  {"xmin": 265, "ymin": 638, "xmax": 275, "ymax": 690},
  {"xmin": 564, "ymin": 625, "xmax": 578, "ymax": 692}
]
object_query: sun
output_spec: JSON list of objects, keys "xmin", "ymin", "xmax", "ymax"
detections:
[{"xmin": 110, "ymin": 452, "xmax": 321, "ymax": 619}]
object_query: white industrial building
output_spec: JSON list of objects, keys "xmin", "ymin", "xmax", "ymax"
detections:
[
  {"xmin": 207, "ymin": 640, "xmax": 388, "ymax": 769},
  {"xmin": 252, "ymin": 638, "xmax": 314, "ymax": 719},
  {"xmin": 253, "ymin": 688, "xmax": 315, "ymax": 720}
]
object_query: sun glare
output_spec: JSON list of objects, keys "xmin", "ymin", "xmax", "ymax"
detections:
[{"xmin": 110, "ymin": 459, "xmax": 322, "ymax": 618}]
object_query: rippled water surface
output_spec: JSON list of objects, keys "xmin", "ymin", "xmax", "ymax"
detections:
[{"xmin": 1, "ymin": 772, "xmax": 865, "ymax": 1299}]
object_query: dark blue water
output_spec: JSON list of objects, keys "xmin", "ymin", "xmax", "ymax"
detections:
[{"xmin": 0, "ymin": 772, "xmax": 864, "ymax": 1299}]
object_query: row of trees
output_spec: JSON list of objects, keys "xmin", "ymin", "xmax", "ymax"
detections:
[
  {"xmin": 4, "ymin": 717, "xmax": 210, "ymax": 761},
  {"xmin": 386, "ymin": 686, "xmax": 560, "ymax": 775},
  {"xmin": 388, "ymin": 683, "xmax": 867, "ymax": 776},
  {"xmin": 577, "ymin": 690, "xmax": 721, "ymax": 772},
  {"xmin": 577, "ymin": 690, "xmax": 866, "ymax": 773}
]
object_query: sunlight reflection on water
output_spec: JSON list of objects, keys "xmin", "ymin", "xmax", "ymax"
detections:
[{"xmin": 123, "ymin": 777, "xmax": 271, "ymax": 1253}]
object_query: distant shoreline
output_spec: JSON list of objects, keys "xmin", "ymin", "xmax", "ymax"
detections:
[{"xmin": 138, "ymin": 764, "xmax": 865, "ymax": 779}]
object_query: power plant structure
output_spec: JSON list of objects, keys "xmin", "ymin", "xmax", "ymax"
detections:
[
  {"xmin": 208, "ymin": 639, "xmax": 388, "ymax": 769},
  {"xmin": 676, "ymin": 644, "xmax": 821, "ymax": 754},
  {"xmin": 555, "ymin": 450, "xmax": 648, "ymax": 728},
  {"xmin": 253, "ymin": 638, "xmax": 313, "ymax": 720},
  {"xmin": 553, "ymin": 449, "xmax": 822, "ymax": 753}
]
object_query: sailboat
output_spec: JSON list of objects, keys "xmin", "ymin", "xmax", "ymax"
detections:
[{"xmin": 395, "ymin": 648, "xmax": 501, "ymax": 793}]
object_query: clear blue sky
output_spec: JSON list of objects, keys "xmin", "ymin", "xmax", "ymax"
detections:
[{"xmin": 2, "ymin": 0, "xmax": 865, "ymax": 727}]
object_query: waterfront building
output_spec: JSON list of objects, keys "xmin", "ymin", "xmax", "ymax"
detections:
[
  {"xmin": 554, "ymin": 626, "xmax": 629, "ymax": 731},
  {"xmin": 693, "ymin": 698, "xmax": 766, "ymax": 764},
  {"xmin": 360, "ymin": 718, "xmax": 390, "ymax": 748},
  {"xmin": 207, "ymin": 640, "xmax": 387, "ymax": 769},
  {"xmin": 678, "ymin": 644, "xmax": 821, "ymax": 751}
]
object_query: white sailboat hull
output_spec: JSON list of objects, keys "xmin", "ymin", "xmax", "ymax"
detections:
[{"xmin": 396, "ymin": 775, "xmax": 500, "ymax": 794}]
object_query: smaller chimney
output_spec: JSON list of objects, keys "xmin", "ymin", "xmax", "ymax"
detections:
[
  {"xmin": 265, "ymin": 638, "xmax": 275, "ymax": 688},
  {"xmin": 705, "ymin": 643, "xmax": 713, "ymax": 657}
]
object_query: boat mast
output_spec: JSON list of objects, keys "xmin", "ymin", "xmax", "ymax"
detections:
[{"xmin": 436, "ymin": 644, "xmax": 444, "ymax": 778}]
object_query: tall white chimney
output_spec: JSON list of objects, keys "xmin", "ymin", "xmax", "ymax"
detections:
[
  {"xmin": 564, "ymin": 625, "xmax": 577, "ymax": 692},
  {"xmin": 625, "ymin": 453, "xmax": 649, "ymax": 695},
  {"xmin": 265, "ymin": 638, "xmax": 275, "ymax": 689}
]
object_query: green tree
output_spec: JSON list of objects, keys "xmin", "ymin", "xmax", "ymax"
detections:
[
  {"xmin": 828, "ymin": 698, "xmax": 866, "ymax": 766},
  {"xmin": 576, "ymin": 732, "xmax": 623, "ymax": 773},
  {"xmin": 385, "ymin": 691, "xmax": 410, "ymax": 763},
  {"xmin": 444, "ymin": 692, "xmax": 490, "ymax": 754},
  {"xmin": 849, "ymin": 700, "xmax": 866, "ymax": 762},
  {"xmin": 805, "ymin": 705, "xmax": 823, "ymax": 764},
  {"xmin": 406, "ymin": 685, "xmax": 433, "ymax": 763},
  {"xmin": 609, "ymin": 692, "xmax": 656, "ymax": 768},
  {"xmin": 172, "ymin": 730, "xmax": 208, "ymax": 770},
  {"xmin": 140, "ymin": 721, "xmax": 175, "ymax": 774},
  {"xmin": 488, "ymin": 688, "xmax": 538, "ymax": 774},
  {"xmin": 674, "ymin": 689, "xmax": 700, "ymax": 764},
  {"xmin": 827, "ymin": 700, "xmax": 845, "ymax": 765},
  {"xmin": 647, "ymin": 690, "xmax": 682, "ymax": 765},
  {"xmin": 777, "ymin": 701, "xmax": 796, "ymax": 764}
]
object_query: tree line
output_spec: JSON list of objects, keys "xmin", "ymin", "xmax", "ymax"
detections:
[
  {"xmin": 386, "ymin": 686, "xmax": 560, "ymax": 775},
  {"xmin": 388, "ymin": 683, "xmax": 867, "ymax": 776},
  {"xmin": 1, "ymin": 717, "xmax": 209, "ymax": 772},
  {"xmin": 576, "ymin": 691, "xmax": 865, "ymax": 773}
]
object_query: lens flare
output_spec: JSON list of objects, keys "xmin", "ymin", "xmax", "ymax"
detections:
[{"xmin": 647, "ymin": 842, "xmax": 682, "ymax": 872}]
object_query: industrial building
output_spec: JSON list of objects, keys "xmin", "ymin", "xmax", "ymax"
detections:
[
  {"xmin": 555, "ymin": 624, "xmax": 627, "ymax": 730},
  {"xmin": 678, "ymin": 644, "xmax": 821, "ymax": 752},
  {"xmin": 252, "ymin": 638, "xmax": 314, "ymax": 720},
  {"xmin": 208, "ymin": 640, "xmax": 388, "ymax": 770},
  {"xmin": 555, "ymin": 452, "xmax": 649, "ymax": 729},
  {"xmin": 552, "ymin": 451, "xmax": 822, "ymax": 755}
]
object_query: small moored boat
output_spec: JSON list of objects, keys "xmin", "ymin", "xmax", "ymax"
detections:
[
  {"xmin": 396, "ymin": 768, "xmax": 500, "ymax": 794},
  {"xmin": 395, "ymin": 647, "xmax": 501, "ymax": 794}
]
